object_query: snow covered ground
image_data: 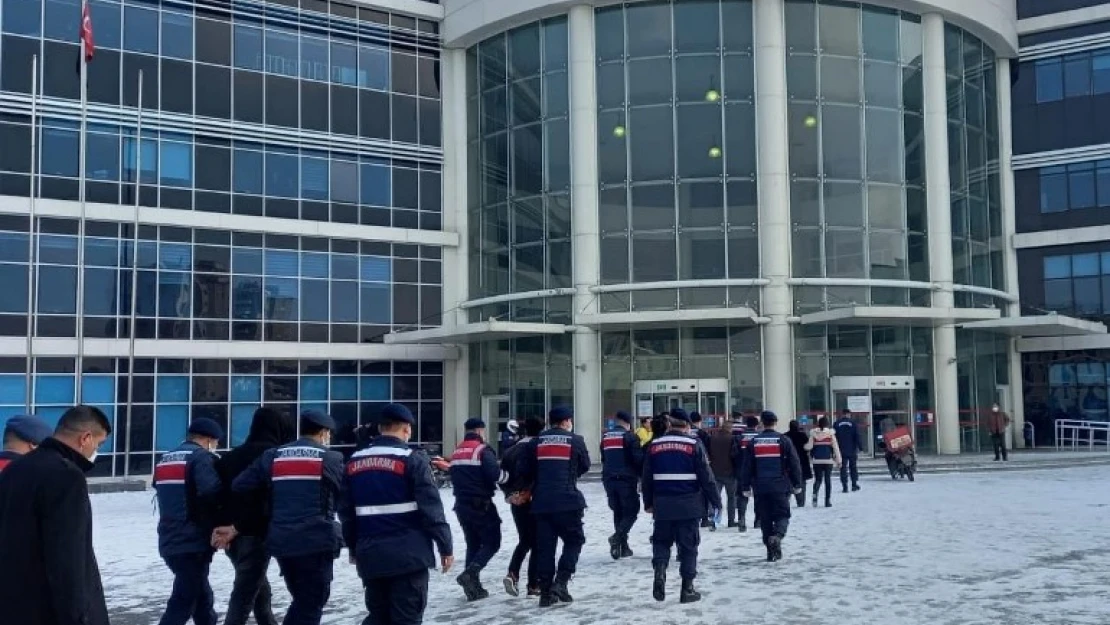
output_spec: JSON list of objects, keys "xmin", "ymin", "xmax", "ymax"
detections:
[{"xmin": 96, "ymin": 467, "xmax": 1110, "ymax": 625}]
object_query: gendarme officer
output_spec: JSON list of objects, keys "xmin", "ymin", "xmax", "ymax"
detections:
[
  {"xmin": 338, "ymin": 403, "xmax": 454, "ymax": 625},
  {"xmin": 600, "ymin": 410, "xmax": 642, "ymax": 560},
  {"xmin": 0, "ymin": 414, "xmax": 53, "ymax": 472},
  {"xmin": 739, "ymin": 411, "xmax": 803, "ymax": 562},
  {"xmin": 449, "ymin": 417, "xmax": 501, "ymax": 601},
  {"xmin": 233, "ymin": 409, "xmax": 344, "ymax": 625}
]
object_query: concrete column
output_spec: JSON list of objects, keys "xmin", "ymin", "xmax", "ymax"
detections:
[
  {"xmin": 441, "ymin": 47, "xmax": 470, "ymax": 455},
  {"xmin": 922, "ymin": 14, "xmax": 960, "ymax": 454},
  {"xmin": 568, "ymin": 5, "xmax": 603, "ymax": 459},
  {"xmin": 996, "ymin": 56, "xmax": 1025, "ymax": 448},
  {"xmin": 754, "ymin": 0, "xmax": 794, "ymax": 426}
]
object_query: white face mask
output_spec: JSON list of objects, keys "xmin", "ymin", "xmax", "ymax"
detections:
[{"xmin": 88, "ymin": 450, "xmax": 98, "ymax": 463}]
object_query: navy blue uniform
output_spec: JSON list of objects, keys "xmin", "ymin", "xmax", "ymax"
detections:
[
  {"xmin": 600, "ymin": 427, "xmax": 643, "ymax": 541},
  {"xmin": 739, "ymin": 431, "xmax": 803, "ymax": 545},
  {"xmin": 517, "ymin": 427, "xmax": 591, "ymax": 591},
  {"xmin": 0, "ymin": 449, "xmax": 20, "ymax": 473},
  {"xmin": 733, "ymin": 427, "xmax": 760, "ymax": 523},
  {"xmin": 338, "ymin": 436, "xmax": 453, "ymax": 625},
  {"xmin": 835, "ymin": 416, "xmax": 864, "ymax": 490},
  {"xmin": 233, "ymin": 439, "xmax": 344, "ymax": 625},
  {"xmin": 449, "ymin": 433, "xmax": 502, "ymax": 573},
  {"xmin": 642, "ymin": 432, "xmax": 720, "ymax": 582},
  {"xmin": 153, "ymin": 441, "xmax": 223, "ymax": 625}
]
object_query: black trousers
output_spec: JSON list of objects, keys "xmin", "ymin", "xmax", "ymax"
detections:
[
  {"xmin": 840, "ymin": 456, "xmax": 859, "ymax": 488},
  {"xmin": 534, "ymin": 510, "xmax": 585, "ymax": 587},
  {"xmin": 603, "ymin": 478, "xmax": 640, "ymax": 537},
  {"xmin": 224, "ymin": 536, "xmax": 277, "ymax": 625},
  {"xmin": 276, "ymin": 552, "xmax": 334, "ymax": 625},
  {"xmin": 158, "ymin": 551, "xmax": 217, "ymax": 625},
  {"xmin": 992, "ymin": 432, "xmax": 1008, "ymax": 460},
  {"xmin": 651, "ymin": 518, "xmax": 700, "ymax": 581},
  {"xmin": 813, "ymin": 465, "xmax": 833, "ymax": 502},
  {"xmin": 362, "ymin": 569, "xmax": 429, "ymax": 625},
  {"xmin": 714, "ymin": 474, "xmax": 738, "ymax": 522},
  {"xmin": 456, "ymin": 500, "xmax": 502, "ymax": 572},
  {"xmin": 753, "ymin": 494, "xmax": 792, "ymax": 542},
  {"xmin": 508, "ymin": 503, "xmax": 537, "ymax": 586}
]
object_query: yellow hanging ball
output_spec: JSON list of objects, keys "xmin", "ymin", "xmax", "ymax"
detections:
[
  {"xmin": 708, "ymin": 146, "xmax": 722, "ymax": 158},
  {"xmin": 705, "ymin": 89, "xmax": 720, "ymax": 103},
  {"xmin": 613, "ymin": 125, "xmax": 626, "ymax": 138},
  {"xmin": 804, "ymin": 114, "xmax": 818, "ymax": 128}
]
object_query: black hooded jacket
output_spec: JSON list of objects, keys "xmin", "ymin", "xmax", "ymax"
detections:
[{"xmin": 215, "ymin": 408, "xmax": 295, "ymax": 536}]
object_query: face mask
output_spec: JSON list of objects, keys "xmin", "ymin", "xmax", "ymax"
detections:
[
  {"xmin": 322, "ymin": 433, "xmax": 332, "ymax": 447},
  {"xmin": 88, "ymin": 450, "xmax": 98, "ymax": 463}
]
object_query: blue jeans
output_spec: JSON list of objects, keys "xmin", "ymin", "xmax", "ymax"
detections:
[{"xmin": 158, "ymin": 551, "xmax": 217, "ymax": 625}]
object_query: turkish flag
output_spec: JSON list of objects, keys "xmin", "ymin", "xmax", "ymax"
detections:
[{"xmin": 80, "ymin": 1, "xmax": 95, "ymax": 62}]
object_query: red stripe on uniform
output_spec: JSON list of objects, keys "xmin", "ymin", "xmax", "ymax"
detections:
[
  {"xmin": 753, "ymin": 443, "xmax": 781, "ymax": 458},
  {"xmin": 272, "ymin": 458, "xmax": 323, "ymax": 479},
  {"xmin": 154, "ymin": 462, "xmax": 187, "ymax": 483},
  {"xmin": 537, "ymin": 443, "xmax": 572, "ymax": 460},
  {"xmin": 602, "ymin": 438, "xmax": 624, "ymax": 450},
  {"xmin": 0, "ymin": 459, "xmax": 11, "ymax": 473}
]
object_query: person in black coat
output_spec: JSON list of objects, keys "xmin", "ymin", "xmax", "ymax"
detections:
[
  {"xmin": 0, "ymin": 405, "xmax": 112, "ymax": 625},
  {"xmin": 785, "ymin": 420, "xmax": 813, "ymax": 507},
  {"xmin": 213, "ymin": 407, "xmax": 296, "ymax": 625}
]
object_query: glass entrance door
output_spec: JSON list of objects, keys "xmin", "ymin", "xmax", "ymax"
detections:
[
  {"xmin": 833, "ymin": 390, "xmax": 873, "ymax": 456},
  {"xmin": 872, "ymin": 390, "xmax": 911, "ymax": 458},
  {"xmin": 700, "ymin": 392, "xmax": 726, "ymax": 427},
  {"xmin": 653, "ymin": 393, "xmax": 698, "ymax": 416}
]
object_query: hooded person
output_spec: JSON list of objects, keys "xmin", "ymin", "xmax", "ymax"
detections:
[{"xmin": 214, "ymin": 407, "xmax": 297, "ymax": 625}]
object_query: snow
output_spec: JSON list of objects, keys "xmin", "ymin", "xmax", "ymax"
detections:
[{"xmin": 96, "ymin": 467, "xmax": 1110, "ymax": 625}]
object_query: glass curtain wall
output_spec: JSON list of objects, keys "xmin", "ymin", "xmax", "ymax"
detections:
[
  {"xmin": 594, "ymin": 0, "xmax": 758, "ymax": 313},
  {"xmin": 468, "ymin": 336, "xmax": 573, "ymax": 422},
  {"xmin": 955, "ymin": 329, "xmax": 1008, "ymax": 452},
  {"xmin": 466, "ymin": 18, "xmax": 571, "ymax": 324},
  {"xmin": 945, "ymin": 26, "xmax": 1005, "ymax": 309},
  {"xmin": 784, "ymin": 1, "xmax": 926, "ymax": 313}
]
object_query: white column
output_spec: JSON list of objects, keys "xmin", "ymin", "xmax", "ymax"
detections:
[
  {"xmin": 440, "ymin": 47, "xmax": 470, "ymax": 455},
  {"xmin": 754, "ymin": 0, "xmax": 794, "ymax": 426},
  {"xmin": 923, "ymin": 14, "xmax": 960, "ymax": 454},
  {"xmin": 996, "ymin": 56, "xmax": 1025, "ymax": 448},
  {"xmin": 568, "ymin": 5, "xmax": 603, "ymax": 459}
]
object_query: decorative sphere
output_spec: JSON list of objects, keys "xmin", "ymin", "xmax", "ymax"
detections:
[
  {"xmin": 613, "ymin": 125, "xmax": 626, "ymax": 138},
  {"xmin": 804, "ymin": 115, "xmax": 818, "ymax": 128},
  {"xmin": 705, "ymin": 89, "xmax": 720, "ymax": 103},
  {"xmin": 708, "ymin": 146, "xmax": 722, "ymax": 158}
]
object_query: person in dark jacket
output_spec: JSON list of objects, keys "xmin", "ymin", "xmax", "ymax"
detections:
[
  {"xmin": 601, "ymin": 410, "xmax": 643, "ymax": 560},
  {"xmin": 739, "ymin": 411, "xmax": 803, "ymax": 562},
  {"xmin": 517, "ymin": 405, "xmax": 591, "ymax": 608},
  {"xmin": 834, "ymin": 409, "xmax": 865, "ymax": 492},
  {"xmin": 499, "ymin": 416, "xmax": 544, "ymax": 597},
  {"xmin": 0, "ymin": 405, "xmax": 111, "ymax": 625},
  {"xmin": 212, "ymin": 407, "xmax": 296, "ymax": 625},
  {"xmin": 707, "ymin": 419, "xmax": 741, "ymax": 526},
  {"xmin": 784, "ymin": 420, "xmax": 813, "ymax": 507},
  {"xmin": 0, "ymin": 414, "xmax": 53, "ymax": 471},
  {"xmin": 154, "ymin": 418, "xmax": 225, "ymax": 625},
  {"xmin": 499, "ymin": 420, "xmax": 519, "ymax": 456},
  {"xmin": 688, "ymin": 412, "xmax": 714, "ymax": 527},
  {"xmin": 450, "ymin": 417, "xmax": 502, "ymax": 601},
  {"xmin": 733, "ymin": 415, "xmax": 762, "ymax": 532},
  {"xmin": 338, "ymin": 403, "xmax": 454, "ymax": 625},
  {"xmin": 643, "ymin": 408, "xmax": 721, "ymax": 604},
  {"xmin": 233, "ymin": 409, "xmax": 345, "ymax": 625}
]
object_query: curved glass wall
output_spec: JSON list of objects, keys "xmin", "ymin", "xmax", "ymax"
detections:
[
  {"xmin": 466, "ymin": 18, "xmax": 570, "ymax": 323},
  {"xmin": 594, "ymin": 0, "xmax": 757, "ymax": 313},
  {"xmin": 784, "ymin": 1, "xmax": 926, "ymax": 313},
  {"xmin": 945, "ymin": 25, "xmax": 1005, "ymax": 308}
]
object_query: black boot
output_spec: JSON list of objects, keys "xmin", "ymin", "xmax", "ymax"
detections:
[
  {"xmin": 552, "ymin": 573, "xmax": 573, "ymax": 603},
  {"xmin": 680, "ymin": 579, "xmax": 701, "ymax": 604},
  {"xmin": 825, "ymin": 499, "xmax": 832, "ymax": 508},
  {"xmin": 620, "ymin": 538, "xmax": 634, "ymax": 558},
  {"xmin": 608, "ymin": 533, "xmax": 622, "ymax": 560},
  {"xmin": 652, "ymin": 564, "xmax": 666, "ymax": 602},
  {"xmin": 842, "ymin": 484, "xmax": 849, "ymax": 493},
  {"xmin": 457, "ymin": 567, "xmax": 487, "ymax": 602},
  {"xmin": 852, "ymin": 484, "xmax": 860, "ymax": 492},
  {"xmin": 539, "ymin": 585, "xmax": 559, "ymax": 608},
  {"xmin": 738, "ymin": 518, "xmax": 747, "ymax": 533},
  {"xmin": 767, "ymin": 535, "xmax": 782, "ymax": 562},
  {"xmin": 700, "ymin": 518, "xmax": 711, "ymax": 528}
]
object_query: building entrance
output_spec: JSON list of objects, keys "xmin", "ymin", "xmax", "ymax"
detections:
[{"xmin": 632, "ymin": 379, "xmax": 729, "ymax": 426}]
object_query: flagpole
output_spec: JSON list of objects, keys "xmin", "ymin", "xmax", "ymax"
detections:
[
  {"xmin": 24, "ymin": 55, "xmax": 39, "ymax": 414},
  {"xmin": 75, "ymin": 0, "xmax": 90, "ymax": 404},
  {"xmin": 123, "ymin": 70, "xmax": 142, "ymax": 478}
]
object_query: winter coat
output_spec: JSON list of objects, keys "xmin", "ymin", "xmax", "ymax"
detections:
[
  {"xmin": 708, "ymin": 430, "xmax": 741, "ymax": 478},
  {"xmin": 987, "ymin": 411, "xmax": 1010, "ymax": 435},
  {"xmin": 805, "ymin": 428, "xmax": 843, "ymax": 466},
  {"xmin": 642, "ymin": 431, "xmax": 721, "ymax": 521},
  {"xmin": 601, "ymin": 427, "xmax": 643, "ymax": 482},
  {"xmin": 0, "ymin": 438, "xmax": 109, "ymax": 625},
  {"xmin": 834, "ymin": 417, "xmax": 865, "ymax": 458},
  {"xmin": 215, "ymin": 409, "xmax": 296, "ymax": 536},
  {"xmin": 517, "ymin": 427, "xmax": 591, "ymax": 514},
  {"xmin": 498, "ymin": 436, "xmax": 534, "ymax": 501},
  {"xmin": 634, "ymin": 426, "xmax": 653, "ymax": 447},
  {"xmin": 449, "ymin": 433, "xmax": 500, "ymax": 503},
  {"xmin": 153, "ymin": 441, "xmax": 223, "ymax": 557},
  {"xmin": 739, "ymin": 430, "xmax": 803, "ymax": 496},
  {"xmin": 784, "ymin": 429, "xmax": 813, "ymax": 480},
  {"xmin": 0, "ymin": 448, "xmax": 22, "ymax": 472}
]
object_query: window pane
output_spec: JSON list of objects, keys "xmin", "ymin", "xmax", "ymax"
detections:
[
  {"xmin": 1069, "ymin": 165, "xmax": 1096, "ymax": 210},
  {"xmin": 633, "ymin": 232, "xmax": 676, "ymax": 282},
  {"xmin": 1043, "ymin": 255, "xmax": 1070, "ymax": 280},
  {"xmin": 162, "ymin": 11, "xmax": 193, "ymax": 60},
  {"xmin": 234, "ymin": 25, "xmax": 263, "ymax": 71},
  {"xmin": 862, "ymin": 8, "xmax": 898, "ymax": 62},
  {"xmin": 1036, "ymin": 59, "xmax": 1063, "ymax": 103},
  {"xmin": 124, "ymin": 5, "xmax": 158, "ymax": 54},
  {"xmin": 160, "ymin": 141, "xmax": 192, "ymax": 187},
  {"xmin": 1073, "ymin": 253, "xmax": 1099, "ymax": 277},
  {"xmin": 42, "ymin": 127, "xmax": 79, "ymax": 177},
  {"xmin": 3, "ymin": 0, "xmax": 42, "ymax": 36},
  {"xmin": 826, "ymin": 229, "xmax": 865, "ymax": 278},
  {"xmin": 1093, "ymin": 52, "xmax": 1110, "ymax": 95},
  {"xmin": 1040, "ymin": 170, "xmax": 1067, "ymax": 213},
  {"xmin": 822, "ymin": 105, "xmax": 861, "ymax": 180},
  {"xmin": 233, "ymin": 149, "xmax": 263, "ymax": 194},
  {"xmin": 1074, "ymin": 276, "xmax": 1100, "ymax": 315},
  {"xmin": 1064, "ymin": 54, "xmax": 1090, "ymax": 98}
]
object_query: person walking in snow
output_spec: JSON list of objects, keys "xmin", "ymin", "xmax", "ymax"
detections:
[
  {"xmin": 499, "ymin": 417, "xmax": 544, "ymax": 597},
  {"xmin": 707, "ymin": 419, "xmax": 741, "ymax": 525},
  {"xmin": 739, "ymin": 411, "xmax": 803, "ymax": 562},
  {"xmin": 601, "ymin": 410, "xmax": 643, "ymax": 561},
  {"xmin": 449, "ymin": 418, "xmax": 502, "ymax": 601},
  {"xmin": 988, "ymin": 404, "xmax": 1010, "ymax": 461},
  {"xmin": 834, "ymin": 408, "xmax": 864, "ymax": 492},
  {"xmin": 784, "ymin": 420, "xmax": 812, "ymax": 507},
  {"xmin": 805, "ymin": 417, "xmax": 842, "ymax": 508}
]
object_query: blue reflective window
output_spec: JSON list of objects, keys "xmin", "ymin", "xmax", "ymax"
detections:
[
  {"xmin": 1094, "ymin": 52, "xmax": 1110, "ymax": 95},
  {"xmin": 1073, "ymin": 253, "xmax": 1100, "ymax": 277},
  {"xmin": 84, "ymin": 268, "xmax": 119, "ymax": 314},
  {"xmin": 1065, "ymin": 54, "xmax": 1091, "ymax": 98},
  {"xmin": 81, "ymin": 375, "xmax": 115, "ymax": 403},
  {"xmin": 161, "ymin": 11, "xmax": 193, "ymax": 60},
  {"xmin": 136, "ymin": 241, "xmax": 159, "ymax": 268},
  {"xmin": 301, "ymin": 155, "xmax": 329, "ymax": 200},
  {"xmin": 233, "ymin": 149, "xmax": 263, "ymax": 194},
  {"xmin": 1036, "ymin": 59, "xmax": 1063, "ymax": 103},
  {"xmin": 232, "ymin": 276, "xmax": 263, "ymax": 319},
  {"xmin": 332, "ymin": 254, "xmax": 358, "ymax": 280},
  {"xmin": 158, "ymin": 272, "xmax": 191, "ymax": 317},
  {"xmin": 92, "ymin": 406, "xmax": 115, "ymax": 452},
  {"xmin": 90, "ymin": 0, "xmax": 121, "ymax": 49},
  {"xmin": 301, "ymin": 375, "xmax": 328, "ymax": 401},
  {"xmin": 135, "ymin": 269, "xmax": 157, "ymax": 315},
  {"xmin": 161, "ymin": 140, "xmax": 193, "ymax": 187},
  {"xmin": 87, "ymin": 128, "xmax": 120, "ymax": 181},
  {"xmin": 157, "ymin": 375, "xmax": 189, "ymax": 402},
  {"xmin": 331, "ymin": 159, "xmax": 359, "ymax": 203},
  {"xmin": 264, "ymin": 250, "xmax": 298, "ymax": 277},
  {"xmin": 360, "ymin": 283, "xmax": 390, "ymax": 323},
  {"xmin": 159, "ymin": 243, "xmax": 192, "ymax": 270},
  {"xmin": 36, "ymin": 406, "xmax": 68, "ymax": 429},
  {"xmin": 264, "ymin": 278, "xmax": 299, "ymax": 320},
  {"xmin": 230, "ymin": 375, "xmax": 261, "ymax": 402},
  {"xmin": 332, "ymin": 376, "xmax": 357, "ymax": 400},
  {"xmin": 0, "ymin": 375, "xmax": 27, "ymax": 406},
  {"xmin": 301, "ymin": 252, "xmax": 329, "ymax": 278},
  {"xmin": 266, "ymin": 151, "xmax": 299, "ymax": 198},
  {"xmin": 233, "ymin": 248, "xmax": 263, "ymax": 274},
  {"xmin": 123, "ymin": 135, "xmax": 158, "ymax": 183},
  {"xmin": 358, "ymin": 43, "xmax": 389, "ymax": 89},
  {"xmin": 1044, "ymin": 256, "xmax": 1071, "ymax": 280},
  {"xmin": 301, "ymin": 35, "xmax": 329, "ymax": 82},
  {"xmin": 43, "ymin": 0, "xmax": 80, "ymax": 41},
  {"xmin": 230, "ymin": 404, "xmax": 256, "ymax": 446},
  {"xmin": 301, "ymin": 279, "xmax": 329, "ymax": 321},
  {"xmin": 360, "ymin": 375, "xmax": 390, "ymax": 400},
  {"xmin": 360, "ymin": 256, "xmax": 390, "ymax": 282},
  {"xmin": 234, "ymin": 25, "xmax": 263, "ymax": 70},
  {"xmin": 3, "ymin": 0, "xmax": 42, "ymax": 36},
  {"xmin": 265, "ymin": 27, "xmax": 299, "ymax": 78},
  {"xmin": 39, "ymin": 235, "xmax": 79, "ymax": 264},
  {"xmin": 156, "ymin": 404, "xmax": 188, "ymax": 451},
  {"xmin": 331, "ymin": 41, "xmax": 358, "ymax": 86},
  {"xmin": 38, "ymin": 266, "xmax": 77, "ymax": 313},
  {"xmin": 0, "ymin": 233, "xmax": 28, "ymax": 263},
  {"xmin": 0, "ymin": 265, "xmax": 29, "ymax": 313},
  {"xmin": 42, "ymin": 127, "xmax": 80, "ymax": 177},
  {"xmin": 331, "ymin": 281, "xmax": 358, "ymax": 321},
  {"xmin": 123, "ymin": 5, "xmax": 159, "ymax": 54},
  {"xmin": 1040, "ymin": 166, "xmax": 1067, "ymax": 213},
  {"xmin": 85, "ymin": 238, "xmax": 119, "ymax": 267},
  {"xmin": 360, "ymin": 162, "xmax": 391, "ymax": 207},
  {"xmin": 35, "ymin": 375, "xmax": 75, "ymax": 405},
  {"xmin": 1102, "ymin": 252, "xmax": 1110, "ymax": 275}
]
